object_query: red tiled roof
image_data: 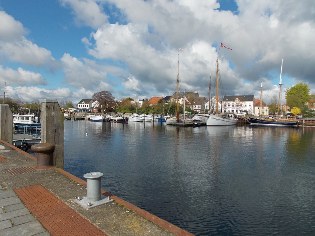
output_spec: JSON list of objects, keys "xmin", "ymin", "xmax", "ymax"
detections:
[
  {"xmin": 254, "ymin": 98, "xmax": 266, "ymax": 106},
  {"xmin": 148, "ymin": 97, "xmax": 163, "ymax": 105}
]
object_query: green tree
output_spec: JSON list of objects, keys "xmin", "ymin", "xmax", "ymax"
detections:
[
  {"xmin": 268, "ymin": 95, "xmax": 278, "ymax": 115},
  {"xmin": 0, "ymin": 97, "xmax": 20, "ymax": 113},
  {"xmin": 64, "ymin": 101, "xmax": 74, "ymax": 109},
  {"xmin": 286, "ymin": 83, "xmax": 310, "ymax": 113},
  {"xmin": 116, "ymin": 98, "xmax": 136, "ymax": 113}
]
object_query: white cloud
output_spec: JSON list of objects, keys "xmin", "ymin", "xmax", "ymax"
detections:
[
  {"xmin": 123, "ymin": 75, "xmax": 141, "ymax": 92},
  {"xmin": 0, "ymin": 66, "xmax": 46, "ymax": 86},
  {"xmin": 61, "ymin": 53, "xmax": 111, "ymax": 90},
  {"xmin": 0, "ymin": 11, "xmax": 57, "ymax": 68},
  {"xmin": 60, "ymin": 0, "xmax": 107, "ymax": 28},
  {"xmin": 0, "ymin": 11, "xmax": 25, "ymax": 41}
]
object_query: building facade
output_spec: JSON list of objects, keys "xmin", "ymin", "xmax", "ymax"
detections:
[
  {"xmin": 77, "ymin": 99, "xmax": 93, "ymax": 111},
  {"xmin": 222, "ymin": 95, "xmax": 255, "ymax": 116}
]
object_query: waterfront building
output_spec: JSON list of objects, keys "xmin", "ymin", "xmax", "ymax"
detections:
[
  {"xmin": 77, "ymin": 99, "xmax": 94, "ymax": 112},
  {"xmin": 222, "ymin": 95, "xmax": 254, "ymax": 116},
  {"xmin": 253, "ymin": 98, "xmax": 269, "ymax": 116}
]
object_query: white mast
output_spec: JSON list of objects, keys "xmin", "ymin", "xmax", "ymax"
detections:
[
  {"xmin": 278, "ymin": 59, "xmax": 284, "ymax": 115},
  {"xmin": 260, "ymin": 82, "xmax": 263, "ymax": 116}
]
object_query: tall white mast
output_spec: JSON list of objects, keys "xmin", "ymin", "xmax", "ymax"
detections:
[
  {"xmin": 278, "ymin": 59, "xmax": 284, "ymax": 115},
  {"xmin": 260, "ymin": 82, "xmax": 263, "ymax": 116}
]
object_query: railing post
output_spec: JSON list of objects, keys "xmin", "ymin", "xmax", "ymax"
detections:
[
  {"xmin": 40, "ymin": 100, "xmax": 64, "ymax": 169},
  {"xmin": 0, "ymin": 104, "xmax": 13, "ymax": 144}
]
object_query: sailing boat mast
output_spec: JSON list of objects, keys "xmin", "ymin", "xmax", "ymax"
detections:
[
  {"xmin": 208, "ymin": 74, "xmax": 212, "ymax": 113},
  {"xmin": 175, "ymin": 49, "xmax": 181, "ymax": 122},
  {"xmin": 278, "ymin": 59, "xmax": 284, "ymax": 115},
  {"xmin": 215, "ymin": 57, "xmax": 219, "ymax": 114},
  {"xmin": 260, "ymin": 83, "xmax": 263, "ymax": 116}
]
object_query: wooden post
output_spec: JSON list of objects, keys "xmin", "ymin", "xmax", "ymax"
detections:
[
  {"xmin": 40, "ymin": 100, "xmax": 64, "ymax": 169},
  {"xmin": 0, "ymin": 104, "xmax": 13, "ymax": 144}
]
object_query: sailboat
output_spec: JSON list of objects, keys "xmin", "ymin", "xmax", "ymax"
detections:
[
  {"xmin": 206, "ymin": 47, "xmax": 237, "ymax": 126},
  {"xmin": 248, "ymin": 59, "xmax": 299, "ymax": 127},
  {"xmin": 166, "ymin": 50, "xmax": 193, "ymax": 126}
]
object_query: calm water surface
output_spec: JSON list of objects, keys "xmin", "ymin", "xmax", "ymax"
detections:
[{"xmin": 64, "ymin": 120, "xmax": 315, "ymax": 235}]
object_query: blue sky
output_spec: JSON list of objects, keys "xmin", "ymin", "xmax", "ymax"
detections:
[{"xmin": 0, "ymin": 0, "xmax": 314, "ymax": 104}]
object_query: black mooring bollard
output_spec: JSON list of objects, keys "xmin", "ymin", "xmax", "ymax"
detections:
[{"xmin": 31, "ymin": 143, "xmax": 55, "ymax": 168}]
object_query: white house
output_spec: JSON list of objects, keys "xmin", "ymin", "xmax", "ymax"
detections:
[
  {"xmin": 222, "ymin": 95, "xmax": 255, "ymax": 116},
  {"xmin": 77, "ymin": 99, "xmax": 93, "ymax": 111}
]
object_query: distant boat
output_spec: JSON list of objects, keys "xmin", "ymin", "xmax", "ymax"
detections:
[
  {"xmin": 128, "ymin": 113, "xmax": 142, "ymax": 122},
  {"xmin": 206, "ymin": 46, "xmax": 237, "ymax": 126},
  {"xmin": 139, "ymin": 114, "xmax": 153, "ymax": 122},
  {"xmin": 89, "ymin": 115, "xmax": 104, "ymax": 122},
  {"xmin": 111, "ymin": 116, "xmax": 126, "ymax": 123}
]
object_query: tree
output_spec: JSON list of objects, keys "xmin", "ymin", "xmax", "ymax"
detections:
[
  {"xmin": 291, "ymin": 107, "xmax": 301, "ymax": 116},
  {"xmin": 116, "ymin": 98, "xmax": 136, "ymax": 113},
  {"xmin": 63, "ymin": 101, "xmax": 74, "ymax": 109},
  {"xmin": 268, "ymin": 95, "xmax": 278, "ymax": 115},
  {"xmin": 92, "ymin": 91, "xmax": 116, "ymax": 112},
  {"xmin": 0, "ymin": 97, "xmax": 20, "ymax": 113},
  {"xmin": 286, "ymin": 83, "xmax": 310, "ymax": 113}
]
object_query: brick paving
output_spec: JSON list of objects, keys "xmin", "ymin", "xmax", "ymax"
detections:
[
  {"xmin": 15, "ymin": 185, "xmax": 106, "ymax": 236},
  {"xmin": 5, "ymin": 166, "xmax": 36, "ymax": 176}
]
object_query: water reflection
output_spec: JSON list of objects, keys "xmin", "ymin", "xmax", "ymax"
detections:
[{"xmin": 64, "ymin": 121, "xmax": 315, "ymax": 235}]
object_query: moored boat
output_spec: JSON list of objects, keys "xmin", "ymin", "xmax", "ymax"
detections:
[
  {"xmin": 207, "ymin": 114, "xmax": 237, "ymax": 126},
  {"xmin": 13, "ymin": 113, "xmax": 41, "ymax": 131},
  {"xmin": 248, "ymin": 117, "xmax": 299, "ymax": 127},
  {"xmin": 206, "ymin": 44, "xmax": 237, "ymax": 126},
  {"xmin": 89, "ymin": 115, "xmax": 104, "ymax": 122}
]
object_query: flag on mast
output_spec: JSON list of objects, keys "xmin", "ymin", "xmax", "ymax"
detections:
[{"xmin": 220, "ymin": 42, "xmax": 232, "ymax": 50}]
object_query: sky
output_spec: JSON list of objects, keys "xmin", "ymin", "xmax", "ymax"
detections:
[{"xmin": 0, "ymin": 0, "xmax": 314, "ymax": 105}]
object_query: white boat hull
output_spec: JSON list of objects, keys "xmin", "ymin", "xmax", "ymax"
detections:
[
  {"xmin": 89, "ymin": 115, "xmax": 104, "ymax": 122},
  {"xmin": 206, "ymin": 115, "xmax": 237, "ymax": 126}
]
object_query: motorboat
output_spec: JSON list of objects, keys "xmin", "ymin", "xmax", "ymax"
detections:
[
  {"xmin": 89, "ymin": 115, "xmax": 104, "ymax": 122},
  {"xmin": 128, "ymin": 114, "xmax": 142, "ymax": 122},
  {"xmin": 13, "ymin": 114, "xmax": 38, "ymax": 125},
  {"xmin": 140, "ymin": 114, "xmax": 153, "ymax": 122},
  {"xmin": 13, "ymin": 114, "xmax": 41, "ymax": 131}
]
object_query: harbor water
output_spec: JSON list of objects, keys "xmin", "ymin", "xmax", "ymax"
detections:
[{"xmin": 64, "ymin": 120, "xmax": 315, "ymax": 235}]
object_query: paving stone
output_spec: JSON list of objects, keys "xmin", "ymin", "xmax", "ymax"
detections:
[
  {"xmin": 11, "ymin": 214, "xmax": 36, "ymax": 226},
  {"xmin": 0, "ymin": 197, "xmax": 21, "ymax": 207},
  {"xmin": 33, "ymin": 231, "xmax": 51, "ymax": 236},
  {"xmin": 3, "ymin": 203, "xmax": 25, "ymax": 213},
  {"xmin": 0, "ymin": 190, "xmax": 16, "ymax": 199},
  {"xmin": 0, "ymin": 220, "xmax": 12, "ymax": 230},
  {"xmin": 0, "ymin": 208, "xmax": 29, "ymax": 221},
  {"xmin": 0, "ymin": 221, "xmax": 47, "ymax": 236}
]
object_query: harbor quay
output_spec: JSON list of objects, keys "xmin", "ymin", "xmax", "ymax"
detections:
[{"xmin": 0, "ymin": 103, "xmax": 193, "ymax": 236}]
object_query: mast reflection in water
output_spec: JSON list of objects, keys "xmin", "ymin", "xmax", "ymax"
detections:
[{"xmin": 64, "ymin": 120, "xmax": 315, "ymax": 235}]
